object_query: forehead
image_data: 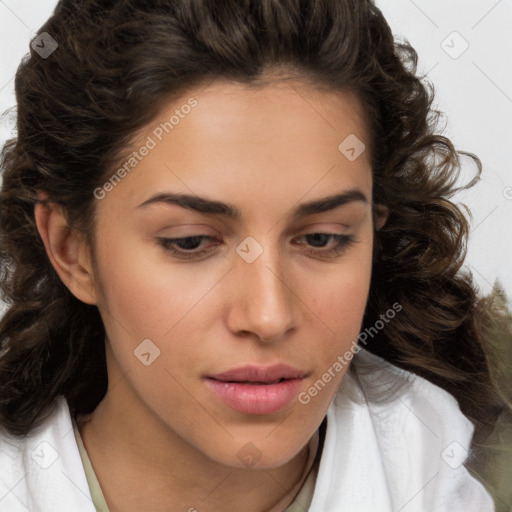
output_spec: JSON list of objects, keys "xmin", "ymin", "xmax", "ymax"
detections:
[
  {"xmin": 163, "ymin": 78, "xmax": 371, "ymax": 153},
  {"xmin": 97, "ymin": 79, "xmax": 373, "ymax": 218}
]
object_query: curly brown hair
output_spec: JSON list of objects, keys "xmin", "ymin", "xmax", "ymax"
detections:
[{"xmin": 0, "ymin": 0, "xmax": 508, "ymax": 453}]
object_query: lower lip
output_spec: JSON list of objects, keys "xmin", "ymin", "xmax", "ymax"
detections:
[{"xmin": 205, "ymin": 378, "xmax": 303, "ymax": 415}]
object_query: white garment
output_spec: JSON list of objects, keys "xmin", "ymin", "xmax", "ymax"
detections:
[{"xmin": 0, "ymin": 348, "xmax": 494, "ymax": 512}]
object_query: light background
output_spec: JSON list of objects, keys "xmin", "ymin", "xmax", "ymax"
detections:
[{"xmin": 1, "ymin": 0, "xmax": 511, "ymax": 304}]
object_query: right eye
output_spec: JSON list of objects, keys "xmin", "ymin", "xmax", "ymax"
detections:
[{"xmin": 156, "ymin": 235, "xmax": 221, "ymax": 260}]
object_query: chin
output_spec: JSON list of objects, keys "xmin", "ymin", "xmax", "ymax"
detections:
[{"xmin": 205, "ymin": 436, "xmax": 309, "ymax": 471}]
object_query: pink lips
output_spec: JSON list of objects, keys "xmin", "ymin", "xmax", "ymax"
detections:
[{"xmin": 205, "ymin": 364, "xmax": 307, "ymax": 415}]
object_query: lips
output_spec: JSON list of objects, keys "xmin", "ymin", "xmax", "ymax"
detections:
[
  {"xmin": 205, "ymin": 364, "xmax": 308, "ymax": 415},
  {"xmin": 207, "ymin": 364, "xmax": 308, "ymax": 383}
]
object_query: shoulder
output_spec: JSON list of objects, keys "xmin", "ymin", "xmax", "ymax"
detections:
[
  {"xmin": 347, "ymin": 347, "xmax": 474, "ymax": 439},
  {"xmin": 0, "ymin": 397, "xmax": 95, "ymax": 512},
  {"xmin": 309, "ymin": 348, "xmax": 495, "ymax": 511}
]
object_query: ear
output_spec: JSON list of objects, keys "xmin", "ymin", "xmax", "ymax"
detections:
[
  {"xmin": 374, "ymin": 204, "xmax": 389, "ymax": 230},
  {"xmin": 34, "ymin": 193, "xmax": 98, "ymax": 305}
]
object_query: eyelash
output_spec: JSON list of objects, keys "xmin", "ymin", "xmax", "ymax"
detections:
[{"xmin": 156, "ymin": 233, "xmax": 356, "ymax": 260}]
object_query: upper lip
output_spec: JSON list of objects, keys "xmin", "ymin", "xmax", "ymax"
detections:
[{"xmin": 207, "ymin": 364, "xmax": 308, "ymax": 383}]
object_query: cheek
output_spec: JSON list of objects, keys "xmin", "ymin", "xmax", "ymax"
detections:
[
  {"xmin": 92, "ymin": 228, "xmax": 221, "ymax": 339},
  {"xmin": 306, "ymin": 239, "xmax": 373, "ymax": 323},
  {"xmin": 311, "ymin": 263, "xmax": 370, "ymax": 316},
  {"xmin": 301, "ymin": 241, "xmax": 373, "ymax": 362}
]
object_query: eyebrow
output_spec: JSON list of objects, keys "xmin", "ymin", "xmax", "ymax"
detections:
[{"xmin": 136, "ymin": 189, "xmax": 368, "ymax": 220}]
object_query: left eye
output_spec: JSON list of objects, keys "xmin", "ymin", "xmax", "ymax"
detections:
[
  {"xmin": 293, "ymin": 233, "xmax": 355, "ymax": 258},
  {"xmin": 156, "ymin": 233, "xmax": 355, "ymax": 260}
]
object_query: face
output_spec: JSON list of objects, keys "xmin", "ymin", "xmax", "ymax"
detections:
[{"xmin": 87, "ymin": 79, "xmax": 375, "ymax": 469}]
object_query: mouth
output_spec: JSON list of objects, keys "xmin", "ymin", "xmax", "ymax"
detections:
[
  {"xmin": 206, "ymin": 363, "xmax": 308, "ymax": 383},
  {"xmin": 204, "ymin": 364, "xmax": 308, "ymax": 415},
  {"xmin": 217, "ymin": 379, "xmax": 286, "ymax": 385}
]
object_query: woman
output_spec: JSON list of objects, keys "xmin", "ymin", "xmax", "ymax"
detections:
[{"xmin": 0, "ymin": 0, "xmax": 509, "ymax": 510}]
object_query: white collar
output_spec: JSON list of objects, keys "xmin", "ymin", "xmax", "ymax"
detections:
[{"xmin": 0, "ymin": 348, "xmax": 493, "ymax": 511}]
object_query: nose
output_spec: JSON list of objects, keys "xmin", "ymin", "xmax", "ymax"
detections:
[{"xmin": 226, "ymin": 243, "xmax": 299, "ymax": 343}]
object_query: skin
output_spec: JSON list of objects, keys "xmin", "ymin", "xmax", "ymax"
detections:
[{"xmin": 35, "ymin": 79, "xmax": 387, "ymax": 512}]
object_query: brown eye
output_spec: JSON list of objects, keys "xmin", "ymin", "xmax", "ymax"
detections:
[
  {"xmin": 157, "ymin": 235, "xmax": 220, "ymax": 260},
  {"xmin": 294, "ymin": 233, "xmax": 355, "ymax": 258}
]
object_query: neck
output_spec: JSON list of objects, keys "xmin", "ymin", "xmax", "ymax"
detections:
[{"xmin": 77, "ymin": 364, "xmax": 317, "ymax": 512}]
